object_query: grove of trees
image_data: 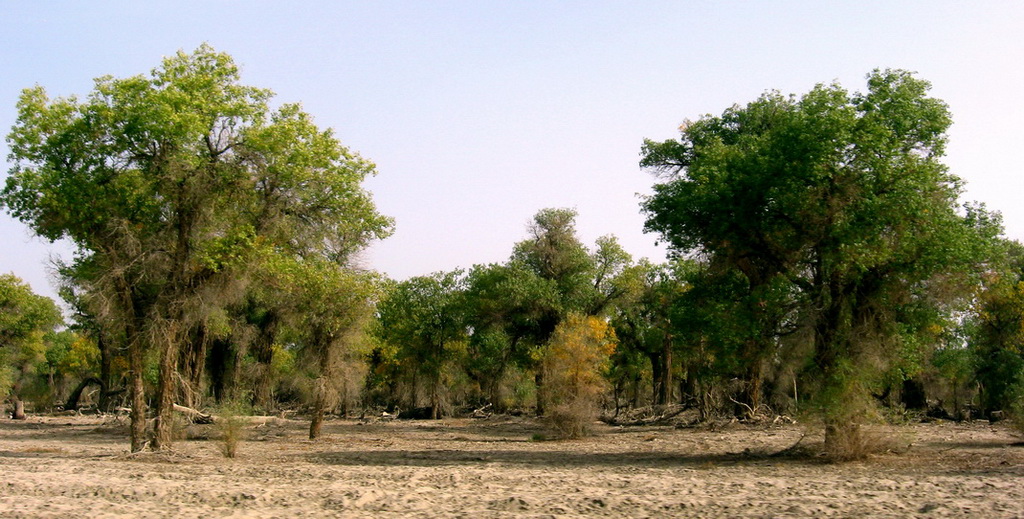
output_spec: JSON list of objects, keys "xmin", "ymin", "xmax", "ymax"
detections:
[{"xmin": 3, "ymin": 49, "xmax": 1024, "ymax": 460}]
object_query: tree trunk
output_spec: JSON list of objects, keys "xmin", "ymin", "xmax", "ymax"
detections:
[
  {"xmin": 250, "ymin": 336, "xmax": 275, "ymax": 412},
  {"xmin": 430, "ymin": 376, "xmax": 442, "ymax": 420},
  {"xmin": 180, "ymin": 325, "xmax": 208, "ymax": 408},
  {"xmin": 64, "ymin": 377, "xmax": 104, "ymax": 411},
  {"xmin": 534, "ymin": 371, "xmax": 545, "ymax": 416},
  {"xmin": 129, "ymin": 336, "xmax": 147, "ymax": 453},
  {"xmin": 649, "ymin": 352, "xmax": 663, "ymax": 405},
  {"xmin": 309, "ymin": 377, "xmax": 326, "ymax": 440},
  {"xmin": 208, "ymin": 337, "xmax": 237, "ymax": 404},
  {"xmin": 97, "ymin": 333, "xmax": 116, "ymax": 412},
  {"xmin": 152, "ymin": 327, "xmax": 181, "ymax": 451},
  {"xmin": 742, "ymin": 359, "xmax": 763, "ymax": 419},
  {"xmin": 11, "ymin": 397, "xmax": 27, "ymax": 420},
  {"xmin": 658, "ymin": 333, "xmax": 673, "ymax": 405}
]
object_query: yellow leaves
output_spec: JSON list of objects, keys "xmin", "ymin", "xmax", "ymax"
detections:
[
  {"xmin": 543, "ymin": 314, "xmax": 617, "ymax": 402},
  {"xmin": 64, "ymin": 335, "xmax": 100, "ymax": 373}
]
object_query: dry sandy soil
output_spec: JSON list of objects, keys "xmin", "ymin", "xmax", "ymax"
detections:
[{"xmin": 1, "ymin": 413, "xmax": 1022, "ymax": 518}]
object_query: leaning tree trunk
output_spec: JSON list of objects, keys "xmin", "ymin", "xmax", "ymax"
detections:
[{"xmin": 64, "ymin": 377, "xmax": 104, "ymax": 411}]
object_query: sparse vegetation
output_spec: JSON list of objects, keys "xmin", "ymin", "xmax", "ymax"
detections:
[{"xmin": 214, "ymin": 401, "xmax": 249, "ymax": 458}]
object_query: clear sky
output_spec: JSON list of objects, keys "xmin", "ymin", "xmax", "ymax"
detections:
[{"xmin": 2, "ymin": 2, "xmax": 1023, "ymax": 304}]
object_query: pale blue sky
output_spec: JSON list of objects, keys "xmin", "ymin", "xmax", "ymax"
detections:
[{"xmin": 2, "ymin": 2, "xmax": 1023, "ymax": 304}]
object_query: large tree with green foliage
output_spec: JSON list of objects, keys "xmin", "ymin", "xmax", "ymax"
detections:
[
  {"xmin": 641, "ymin": 70, "xmax": 999, "ymax": 453},
  {"xmin": 2, "ymin": 45, "xmax": 391, "ymax": 450}
]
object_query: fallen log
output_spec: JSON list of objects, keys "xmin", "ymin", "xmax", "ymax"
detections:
[{"xmin": 172, "ymin": 403, "xmax": 215, "ymax": 424}]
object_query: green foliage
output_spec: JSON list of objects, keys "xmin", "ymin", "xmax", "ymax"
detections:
[
  {"xmin": 375, "ymin": 271, "xmax": 468, "ymax": 417},
  {"xmin": 42, "ymin": 330, "xmax": 99, "ymax": 379},
  {"xmin": 1, "ymin": 45, "xmax": 391, "ymax": 448},
  {"xmin": 0, "ymin": 274, "xmax": 63, "ymax": 400},
  {"xmin": 0, "ymin": 274, "xmax": 62, "ymax": 351},
  {"xmin": 968, "ymin": 240, "xmax": 1024, "ymax": 416},
  {"xmin": 641, "ymin": 70, "xmax": 999, "ymax": 431}
]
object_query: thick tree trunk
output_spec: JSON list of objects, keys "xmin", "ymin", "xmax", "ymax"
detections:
[
  {"xmin": 250, "ymin": 336, "xmax": 275, "ymax": 412},
  {"xmin": 208, "ymin": 337, "xmax": 237, "ymax": 404},
  {"xmin": 741, "ymin": 359, "xmax": 763, "ymax": 418},
  {"xmin": 152, "ymin": 327, "xmax": 181, "ymax": 451},
  {"xmin": 649, "ymin": 352, "xmax": 663, "ymax": 405},
  {"xmin": 11, "ymin": 397, "xmax": 27, "ymax": 420}
]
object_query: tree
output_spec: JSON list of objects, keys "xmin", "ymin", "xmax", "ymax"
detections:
[
  {"xmin": 970, "ymin": 240, "xmax": 1024, "ymax": 417},
  {"xmin": 541, "ymin": 314, "xmax": 617, "ymax": 438},
  {"xmin": 511, "ymin": 208, "xmax": 596, "ymax": 322},
  {"xmin": 275, "ymin": 258, "xmax": 379, "ymax": 439},
  {"xmin": 511, "ymin": 208, "xmax": 599, "ymax": 414},
  {"xmin": 641, "ymin": 70, "xmax": 998, "ymax": 455},
  {"xmin": 375, "ymin": 271, "xmax": 468, "ymax": 419},
  {"xmin": 609, "ymin": 260, "xmax": 684, "ymax": 408},
  {"xmin": 0, "ymin": 274, "xmax": 63, "ymax": 419},
  {"xmin": 2, "ymin": 45, "xmax": 392, "ymax": 450},
  {"xmin": 462, "ymin": 261, "xmax": 559, "ymax": 409}
]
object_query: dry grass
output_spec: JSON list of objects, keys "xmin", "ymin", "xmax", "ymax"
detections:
[
  {"xmin": 822, "ymin": 423, "xmax": 906, "ymax": 462},
  {"xmin": 215, "ymin": 403, "xmax": 248, "ymax": 458},
  {"xmin": 545, "ymin": 400, "xmax": 599, "ymax": 439}
]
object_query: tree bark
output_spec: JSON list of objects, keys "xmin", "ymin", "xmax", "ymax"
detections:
[
  {"xmin": 11, "ymin": 397, "xmax": 27, "ymax": 420},
  {"xmin": 430, "ymin": 376, "xmax": 442, "ymax": 420},
  {"xmin": 152, "ymin": 325, "xmax": 181, "ymax": 451},
  {"xmin": 309, "ymin": 377, "xmax": 326, "ymax": 440},
  {"xmin": 129, "ymin": 335, "xmax": 147, "ymax": 453},
  {"xmin": 97, "ymin": 333, "xmax": 116, "ymax": 412},
  {"xmin": 657, "ymin": 333, "xmax": 673, "ymax": 405}
]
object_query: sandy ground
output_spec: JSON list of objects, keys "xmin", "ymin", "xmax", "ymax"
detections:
[{"xmin": 1, "ymin": 413, "xmax": 1022, "ymax": 518}]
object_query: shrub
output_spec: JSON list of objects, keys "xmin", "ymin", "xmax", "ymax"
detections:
[
  {"xmin": 215, "ymin": 401, "xmax": 249, "ymax": 458},
  {"xmin": 541, "ymin": 314, "xmax": 616, "ymax": 439}
]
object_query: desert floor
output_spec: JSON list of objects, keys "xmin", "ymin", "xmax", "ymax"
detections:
[{"xmin": 1, "ymin": 413, "xmax": 1022, "ymax": 518}]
